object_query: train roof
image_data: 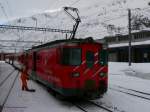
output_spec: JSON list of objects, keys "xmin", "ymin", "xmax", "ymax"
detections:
[{"xmin": 27, "ymin": 37, "xmax": 103, "ymax": 52}]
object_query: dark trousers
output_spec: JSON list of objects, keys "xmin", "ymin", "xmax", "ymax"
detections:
[{"xmin": 22, "ymin": 85, "xmax": 29, "ymax": 91}]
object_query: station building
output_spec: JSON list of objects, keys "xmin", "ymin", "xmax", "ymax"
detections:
[
  {"xmin": 0, "ymin": 53, "xmax": 12, "ymax": 61},
  {"xmin": 104, "ymin": 30, "xmax": 150, "ymax": 63},
  {"xmin": 0, "ymin": 53, "xmax": 5, "ymax": 60}
]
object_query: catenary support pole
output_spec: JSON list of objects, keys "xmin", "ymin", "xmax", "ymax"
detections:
[{"xmin": 128, "ymin": 9, "xmax": 132, "ymax": 66}]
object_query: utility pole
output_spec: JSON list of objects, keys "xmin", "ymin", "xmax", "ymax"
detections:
[
  {"xmin": 128, "ymin": 9, "xmax": 132, "ymax": 66},
  {"xmin": 32, "ymin": 17, "xmax": 37, "ymax": 27}
]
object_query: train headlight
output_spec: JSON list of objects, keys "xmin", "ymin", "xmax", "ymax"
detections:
[
  {"xmin": 72, "ymin": 73, "xmax": 80, "ymax": 77},
  {"xmin": 99, "ymin": 72, "xmax": 107, "ymax": 77}
]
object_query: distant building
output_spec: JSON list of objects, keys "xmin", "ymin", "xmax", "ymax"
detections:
[
  {"xmin": 0, "ymin": 53, "xmax": 12, "ymax": 61},
  {"xmin": 104, "ymin": 30, "xmax": 150, "ymax": 62},
  {"xmin": 0, "ymin": 53, "xmax": 5, "ymax": 60}
]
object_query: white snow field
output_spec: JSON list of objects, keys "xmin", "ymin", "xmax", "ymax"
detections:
[{"xmin": 1, "ymin": 61, "xmax": 150, "ymax": 112}]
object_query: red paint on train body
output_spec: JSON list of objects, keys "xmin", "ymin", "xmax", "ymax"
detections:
[{"xmin": 15, "ymin": 38, "xmax": 108, "ymax": 98}]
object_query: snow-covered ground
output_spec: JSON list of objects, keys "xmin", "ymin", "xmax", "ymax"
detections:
[
  {"xmin": 0, "ymin": 62, "xmax": 79, "ymax": 112},
  {"xmin": 106, "ymin": 62, "xmax": 150, "ymax": 112},
  {"xmin": 1, "ymin": 61, "xmax": 150, "ymax": 112}
]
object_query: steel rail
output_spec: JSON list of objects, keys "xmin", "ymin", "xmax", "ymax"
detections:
[
  {"xmin": 110, "ymin": 87, "xmax": 150, "ymax": 101},
  {"xmin": 71, "ymin": 100, "xmax": 113, "ymax": 112},
  {"xmin": 71, "ymin": 102, "xmax": 88, "ymax": 112},
  {"xmin": 0, "ymin": 71, "xmax": 19, "ymax": 112},
  {"xmin": 116, "ymin": 85, "xmax": 150, "ymax": 96},
  {"xmin": 86, "ymin": 100, "xmax": 113, "ymax": 112},
  {"xmin": 0, "ymin": 69, "xmax": 15, "ymax": 87}
]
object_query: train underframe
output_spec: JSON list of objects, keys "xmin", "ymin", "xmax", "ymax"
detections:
[{"xmin": 30, "ymin": 71, "xmax": 107, "ymax": 99}]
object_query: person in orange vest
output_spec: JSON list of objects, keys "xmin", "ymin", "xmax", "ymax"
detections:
[{"xmin": 20, "ymin": 67, "xmax": 29, "ymax": 91}]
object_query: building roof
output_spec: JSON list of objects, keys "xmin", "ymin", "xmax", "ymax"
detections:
[{"xmin": 109, "ymin": 40, "xmax": 150, "ymax": 48}]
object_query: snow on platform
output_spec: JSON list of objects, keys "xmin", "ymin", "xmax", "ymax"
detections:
[
  {"xmin": 105, "ymin": 62, "xmax": 150, "ymax": 112},
  {"xmin": 109, "ymin": 62, "xmax": 150, "ymax": 92},
  {"xmin": 1, "ymin": 62, "xmax": 150, "ymax": 112},
  {"xmin": 0, "ymin": 63, "xmax": 79, "ymax": 112}
]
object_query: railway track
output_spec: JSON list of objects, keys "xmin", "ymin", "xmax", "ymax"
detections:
[
  {"xmin": 110, "ymin": 85, "xmax": 150, "ymax": 101},
  {"xmin": 116, "ymin": 85, "xmax": 150, "ymax": 96},
  {"xmin": 0, "ymin": 71, "xmax": 19, "ymax": 112},
  {"xmin": 71, "ymin": 100, "xmax": 113, "ymax": 112},
  {"xmin": 0, "ymin": 69, "xmax": 16, "ymax": 87}
]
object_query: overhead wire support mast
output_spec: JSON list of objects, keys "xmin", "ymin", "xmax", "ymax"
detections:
[
  {"xmin": 63, "ymin": 7, "xmax": 81, "ymax": 39},
  {"xmin": 128, "ymin": 9, "xmax": 132, "ymax": 66},
  {"xmin": 0, "ymin": 25, "xmax": 73, "ymax": 34}
]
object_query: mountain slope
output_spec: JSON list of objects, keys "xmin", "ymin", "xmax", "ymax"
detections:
[{"xmin": 0, "ymin": 0, "xmax": 150, "ymax": 52}]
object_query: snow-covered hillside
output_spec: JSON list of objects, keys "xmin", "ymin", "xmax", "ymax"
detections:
[{"xmin": 0, "ymin": 0, "xmax": 150, "ymax": 52}]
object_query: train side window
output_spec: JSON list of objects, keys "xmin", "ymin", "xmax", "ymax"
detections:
[{"xmin": 86, "ymin": 51, "xmax": 94, "ymax": 68}]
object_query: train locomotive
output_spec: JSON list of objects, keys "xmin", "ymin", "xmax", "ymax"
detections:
[{"xmin": 17, "ymin": 37, "xmax": 108, "ymax": 99}]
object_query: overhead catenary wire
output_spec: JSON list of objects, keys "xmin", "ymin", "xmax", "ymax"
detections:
[
  {"xmin": 100, "ymin": 7, "xmax": 150, "ymax": 36},
  {"xmin": 0, "ymin": 2, "xmax": 9, "ymax": 19},
  {"xmin": 0, "ymin": 2, "xmax": 25, "ymax": 52},
  {"xmin": 6, "ymin": 2, "xmax": 29, "ymax": 50},
  {"xmin": 0, "ymin": 45, "xmax": 31, "ymax": 48},
  {"xmin": 69, "ymin": 0, "xmax": 82, "ymax": 6},
  {"xmin": 1, "ymin": 0, "xmax": 150, "ymax": 49},
  {"xmin": 101, "ymin": 14, "xmax": 127, "ymax": 22},
  {"xmin": 5, "ymin": 0, "xmax": 13, "ymax": 16},
  {"xmin": 2, "ymin": 1, "xmax": 59, "ymax": 51},
  {"xmin": 0, "ymin": 39, "xmax": 42, "ymax": 43},
  {"xmin": 0, "ymin": 6, "xmax": 78, "ymax": 51}
]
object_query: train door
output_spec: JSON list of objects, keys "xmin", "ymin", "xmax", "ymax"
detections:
[
  {"xmin": 32, "ymin": 51, "xmax": 37, "ymax": 80},
  {"xmin": 33, "ymin": 52, "xmax": 36, "ymax": 71}
]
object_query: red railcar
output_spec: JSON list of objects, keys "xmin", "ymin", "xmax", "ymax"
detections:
[{"xmin": 19, "ymin": 38, "xmax": 108, "ymax": 98}]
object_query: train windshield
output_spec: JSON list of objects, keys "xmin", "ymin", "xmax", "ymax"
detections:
[
  {"xmin": 99, "ymin": 50, "xmax": 108, "ymax": 66},
  {"xmin": 62, "ymin": 48, "xmax": 81, "ymax": 66}
]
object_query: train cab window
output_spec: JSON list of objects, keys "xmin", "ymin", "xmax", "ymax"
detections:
[
  {"xmin": 86, "ymin": 51, "xmax": 94, "ymax": 68},
  {"xmin": 99, "ymin": 50, "xmax": 108, "ymax": 66},
  {"xmin": 62, "ymin": 48, "xmax": 81, "ymax": 66}
]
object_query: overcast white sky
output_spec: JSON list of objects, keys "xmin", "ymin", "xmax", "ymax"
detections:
[
  {"xmin": 0, "ymin": 0, "xmax": 72, "ymax": 24},
  {"xmin": 0, "ymin": 0, "xmax": 149, "ymax": 24}
]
